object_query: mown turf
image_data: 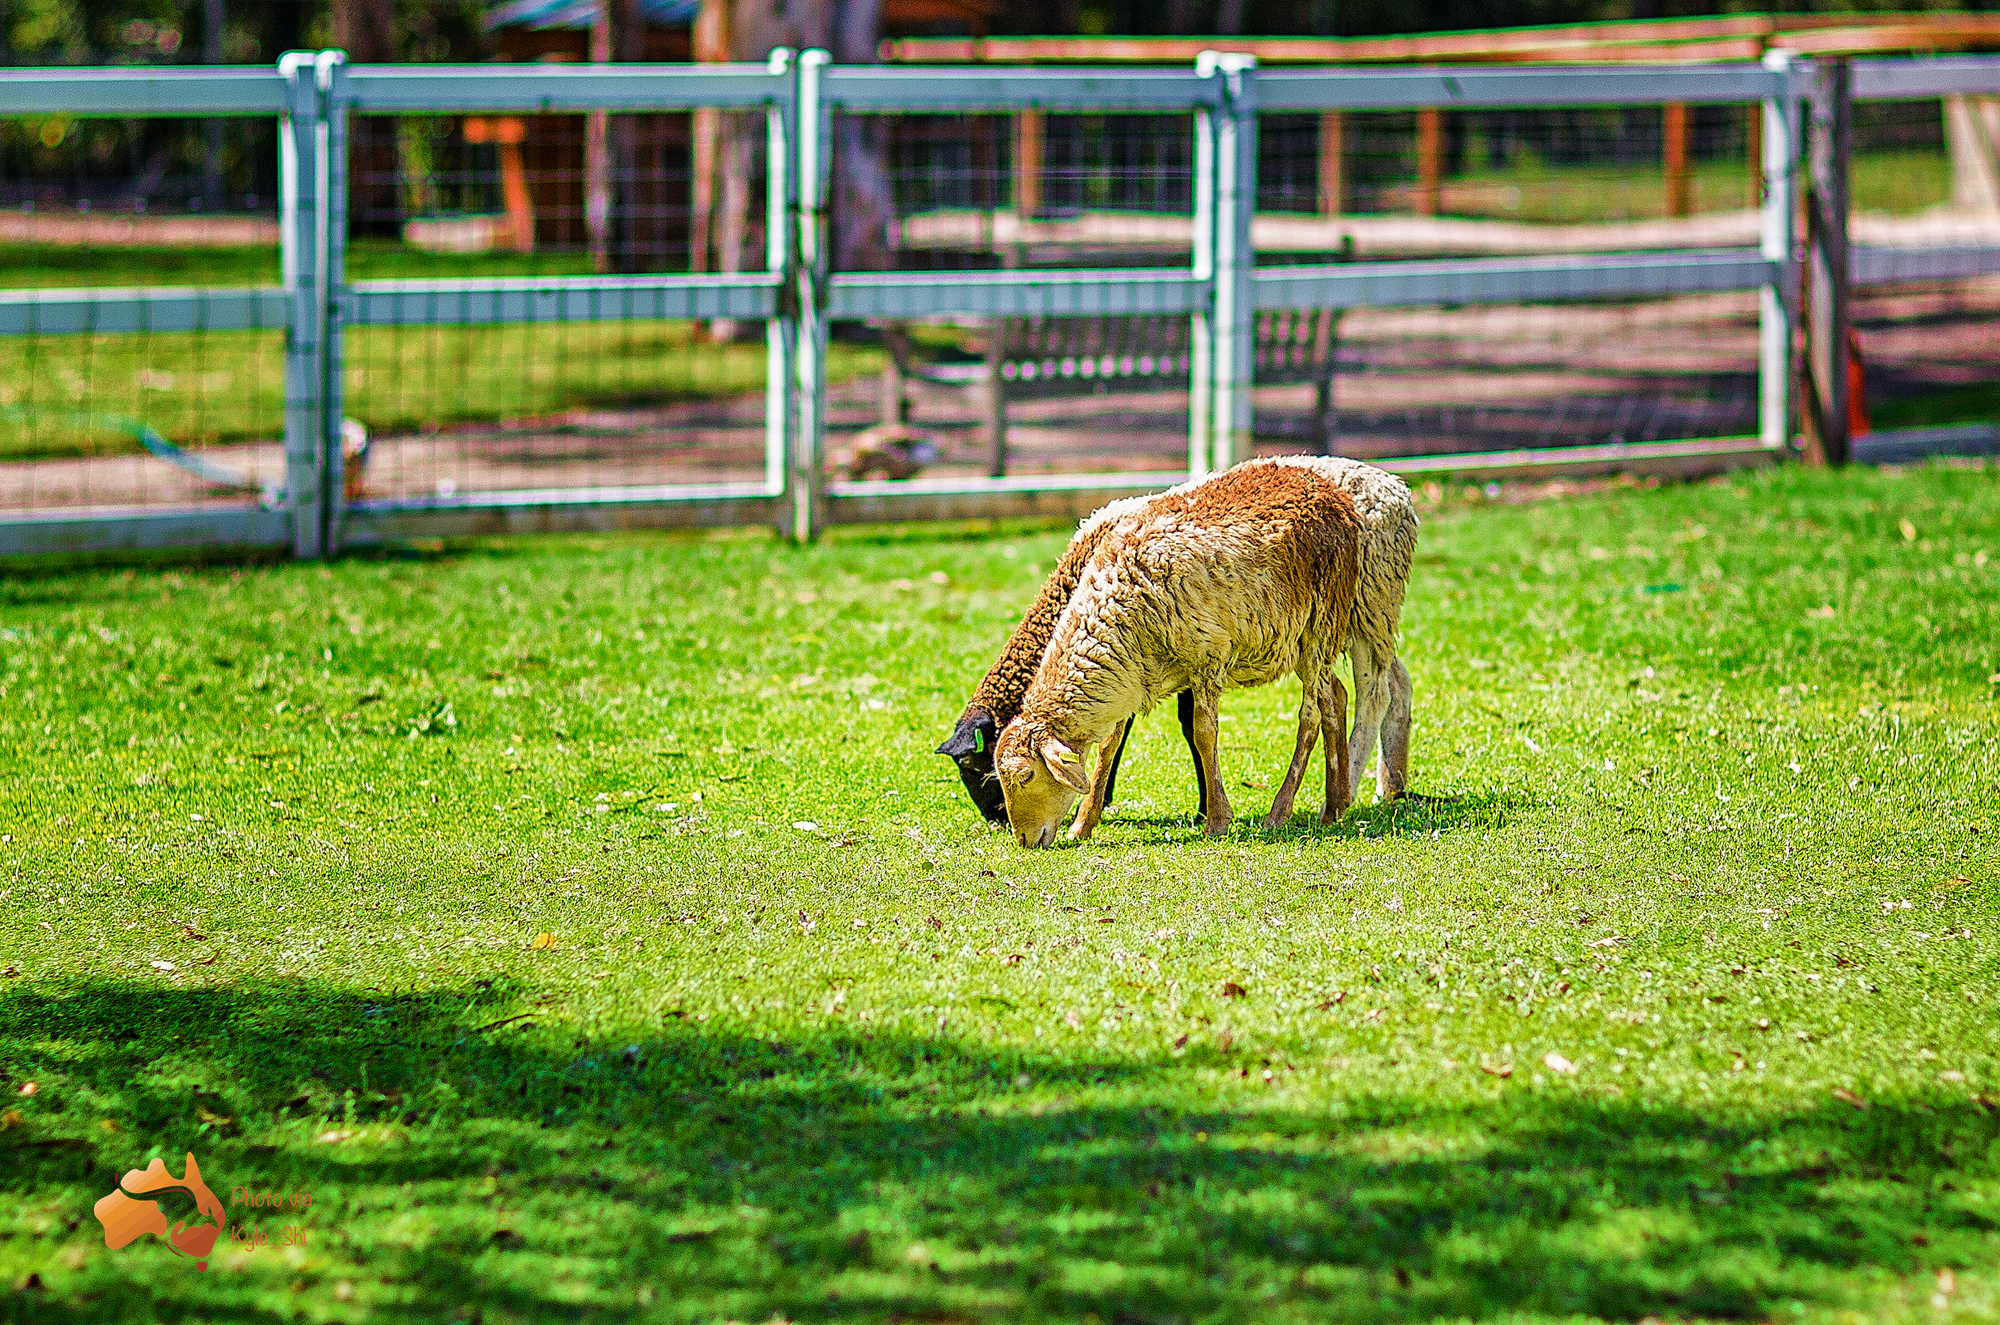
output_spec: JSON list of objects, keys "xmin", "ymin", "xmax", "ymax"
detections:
[{"xmin": 0, "ymin": 463, "xmax": 1996, "ymax": 1324}]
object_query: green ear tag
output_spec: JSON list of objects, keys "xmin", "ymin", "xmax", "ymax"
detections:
[{"xmin": 973, "ymin": 729, "xmax": 986, "ymax": 753}]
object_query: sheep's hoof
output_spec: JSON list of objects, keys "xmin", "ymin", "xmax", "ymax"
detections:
[
  {"xmin": 1203, "ymin": 814, "xmax": 1233, "ymax": 838},
  {"xmin": 1262, "ymin": 808, "xmax": 1292, "ymax": 830}
]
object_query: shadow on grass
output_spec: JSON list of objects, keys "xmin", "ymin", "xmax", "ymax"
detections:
[
  {"xmin": 1107, "ymin": 790, "xmax": 1525, "ymax": 845},
  {"xmin": 3, "ymin": 980, "xmax": 1994, "ymax": 1323}
]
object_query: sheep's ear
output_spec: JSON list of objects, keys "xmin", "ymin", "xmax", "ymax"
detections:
[
  {"xmin": 1039, "ymin": 737, "xmax": 1092, "ymax": 793},
  {"xmin": 936, "ymin": 711, "xmax": 996, "ymax": 759}
]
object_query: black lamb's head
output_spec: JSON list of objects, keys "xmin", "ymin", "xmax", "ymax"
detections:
[{"xmin": 936, "ymin": 707, "xmax": 1007, "ymax": 824}]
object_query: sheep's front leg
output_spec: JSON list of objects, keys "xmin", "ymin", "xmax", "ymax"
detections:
[
  {"xmin": 1377, "ymin": 657, "xmax": 1412, "ymax": 802},
  {"xmin": 1264, "ymin": 675, "xmax": 1321, "ymax": 829},
  {"xmin": 1320, "ymin": 673, "xmax": 1353, "ymax": 824},
  {"xmin": 1190, "ymin": 689, "xmax": 1233, "ymax": 837},
  {"xmin": 1067, "ymin": 725, "xmax": 1127, "ymax": 843}
]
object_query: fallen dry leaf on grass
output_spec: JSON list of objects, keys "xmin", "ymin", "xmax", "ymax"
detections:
[
  {"xmin": 1481, "ymin": 1064, "xmax": 1513, "ymax": 1078},
  {"xmin": 530, "ymin": 932, "xmax": 555, "ymax": 950},
  {"xmin": 1000, "ymin": 953, "xmax": 1023, "ymax": 966},
  {"xmin": 17, "ymin": 1082, "xmax": 36, "ymax": 1097},
  {"xmin": 1544, "ymin": 1052, "xmax": 1577, "ymax": 1074},
  {"xmin": 0, "ymin": 1110, "xmax": 22, "ymax": 1129},
  {"xmin": 1832, "ymin": 1087, "xmax": 1867, "ymax": 1109},
  {"xmin": 1220, "ymin": 982, "xmax": 1247, "ymax": 998}
]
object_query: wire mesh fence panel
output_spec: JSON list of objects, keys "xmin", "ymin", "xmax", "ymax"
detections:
[
  {"xmin": 341, "ymin": 108, "xmax": 776, "ymax": 503},
  {"xmin": 1247, "ymin": 100, "xmax": 1776, "ymax": 461},
  {"xmin": 1848, "ymin": 93, "xmax": 2000, "ymax": 437},
  {"xmin": 1249, "ymin": 292, "xmax": 1761, "ymax": 461},
  {"xmin": 835, "ymin": 108, "xmax": 1201, "ymax": 482},
  {"xmin": 0, "ymin": 111, "xmax": 285, "ymax": 518},
  {"xmin": 1854, "ymin": 276, "xmax": 2000, "ymax": 434}
]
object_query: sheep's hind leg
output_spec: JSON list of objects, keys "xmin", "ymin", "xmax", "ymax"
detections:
[
  {"xmin": 1190, "ymin": 689, "xmax": 1233, "ymax": 837},
  {"xmin": 1346, "ymin": 639, "xmax": 1391, "ymax": 803},
  {"xmin": 1321, "ymin": 673, "xmax": 1352, "ymax": 824},
  {"xmin": 1067, "ymin": 726, "xmax": 1126, "ymax": 843},
  {"xmin": 1377, "ymin": 657, "xmax": 1412, "ymax": 802},
  {"xmin": 1264, "ymin": 674, "xmax": 1322, "ymax": 829}
]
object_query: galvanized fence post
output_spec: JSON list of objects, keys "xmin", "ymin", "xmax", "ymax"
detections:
[
  {"xmin": 1759, "ymin": 50, "xmax": 1802, "ymax": 456},
  {"xmin": 1204, "ymin": 52, "xmax": 1258, "ymax": 472},
  {"xmin": 792, "ymin": 48, "xmax": 831, "ymax": 543},
  {"xmin": 318, "ymin": 51, "xmax": 351, "ymax": 552},
  {"xmin": 279, "ymin": 51, "xmax": 327, "ymax": 560},
  {"xmin": 1189, "ymin": 65, "xmax": 1216, "ymax": 479},
  {"xmin": 765, "ymin": 49, "xmax": 798, "ymax": 521}
]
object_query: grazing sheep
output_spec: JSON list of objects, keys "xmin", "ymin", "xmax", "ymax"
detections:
[
  {"xmin": 995, "ymin": 458, "xmax": 1369, "ymax": 847},
  {"xmin": 937, "ymin": 495, "xmax": 1206, "ymax": 824},
  {"xmin": 940, "ymin": 457, "xmax": 1417, "ymax": 827}
]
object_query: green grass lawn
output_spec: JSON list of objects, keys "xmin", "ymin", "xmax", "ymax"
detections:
[{"xmin": 2, "ymin": 456, "xmax": 1999, "ymax": 1323}]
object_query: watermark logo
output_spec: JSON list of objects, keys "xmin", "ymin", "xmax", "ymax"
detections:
[{"xmin": 93, "ymin": 1153, "xmax": 227, "ymax": 1272}]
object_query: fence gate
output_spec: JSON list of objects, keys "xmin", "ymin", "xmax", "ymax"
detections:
[{"xmin": 0, "ymin": 52, "xmax": 1995, "ymax": 559}]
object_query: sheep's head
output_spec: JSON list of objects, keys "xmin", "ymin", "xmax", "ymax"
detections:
[
  {"xmin": 995, "ymin": 718, "xmax": 1092, "ymax": 848},
  {"xmin": 935, "ymin": 707, "xmax": 1007, "ymax": 824}
]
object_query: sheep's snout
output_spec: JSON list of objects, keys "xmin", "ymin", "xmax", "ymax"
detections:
[{"xmin": 1017, "ymin": 823, "xmax": 1057, "ymax": 849}]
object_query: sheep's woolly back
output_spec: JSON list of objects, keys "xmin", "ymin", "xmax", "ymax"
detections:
[
  {"xmin": 960, "ymin": 493, "xmax": 1154, "ymax": 729},
  {"xmin": 1270, "ymin": 456, "xmax": 1418, "ymax": 663},
  {"xmin": 958, "ymin": 463, "xmax": 1412, "ymax": 733},
  {"xmin": 1015, "ymin": 460, "xmax": 1365, "ymax": 745}
]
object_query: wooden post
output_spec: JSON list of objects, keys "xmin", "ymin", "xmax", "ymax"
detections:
[
  {"xmin": 1663, "ymin": 101, "xmax": 1691, "ymax": 217},
  {"xmin": 1317, "ymin": 110, "xmax": 1344, "ymax": 215},
  {"xmin": 1803, "ymin": 58, "xmax": 1853, "ymax": 465},
  {"xmin": 1014, "ymin": 109, "xmax": 1044, "ymax": 220},
  {"xmin": 586, "ymin": 3, "xmax": 611, "ymax": 272},
  {"xmin": 1416, "ymin": 107, "xmax": 1442, "ymax": 216},
  {"xmin": 690, "ymin": 0, "xmax": 729, "ymax": 273},
  {"xmin": 1747, "ymin": 101, "xmax": 1762, "ymax": 212}
]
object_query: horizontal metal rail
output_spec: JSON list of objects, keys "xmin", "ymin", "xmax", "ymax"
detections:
[
  {"xmin": 0, "ymin": 66, "xmax": 286, "ymax": 116},
  {"xmin": 0, "ymin": 286, "xmax": 290, "ymax": 336},
  {"xmin": 342, "ymin": 485, "xmax": 783, "ymax": 542},
  {"xmin": 828, "ymin": 268, "xmax": 1204, "ymax": 319},
  {"xmin": 1852, "ymin": 244, "xmax": 2000, "ymax": 285},
  {"xmin": 1371, "ymin": 435, "xmax": 1774, "ymax": 479},
  {"xmin": 339, "ymin": 63, "xmax": 794, "ymax": 113},
  {"xmin": 826, "ymin": 471, "xmax": 1189, "ymax": 524},
  {"xmin": 1257, "ymin": 62, "xmax": 1785, "ymax": 111},
  {"xmin": 343, "ymin": 273, "xmax": 780, "ymax": 326},
  {"xmin": 1256, "ymin": 248, "xmax": 1773, "ymax": 310},
  {"xmin": 823, "ymin": 65, "xmax": 1220, "ymax": 111},
  {"xmin": 0, "ymin": 505, "xmax": 288, "ymax": 558},
  {"xmin": 1853, "ymin": 55, "xmax": 2000, "ymax": 100}
]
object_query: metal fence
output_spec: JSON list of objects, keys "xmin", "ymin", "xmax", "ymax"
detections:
[{"xmin": 0, "ymin": 51, "xmax": 1995, "ymax": 559}]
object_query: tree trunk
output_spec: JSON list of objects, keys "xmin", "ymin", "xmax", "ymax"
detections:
[
  {"xmin": 334, "ymin": 0, "xmax": 399, "ymax": 237},
  {"xmin": 201, "ymin": 0, "xmax": 225, "ymax": 209}
]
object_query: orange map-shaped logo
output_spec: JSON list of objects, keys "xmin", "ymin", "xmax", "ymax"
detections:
[{"xmin": 93, "ymin": 1153, "xmax": 228, "ymax": 1271}]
